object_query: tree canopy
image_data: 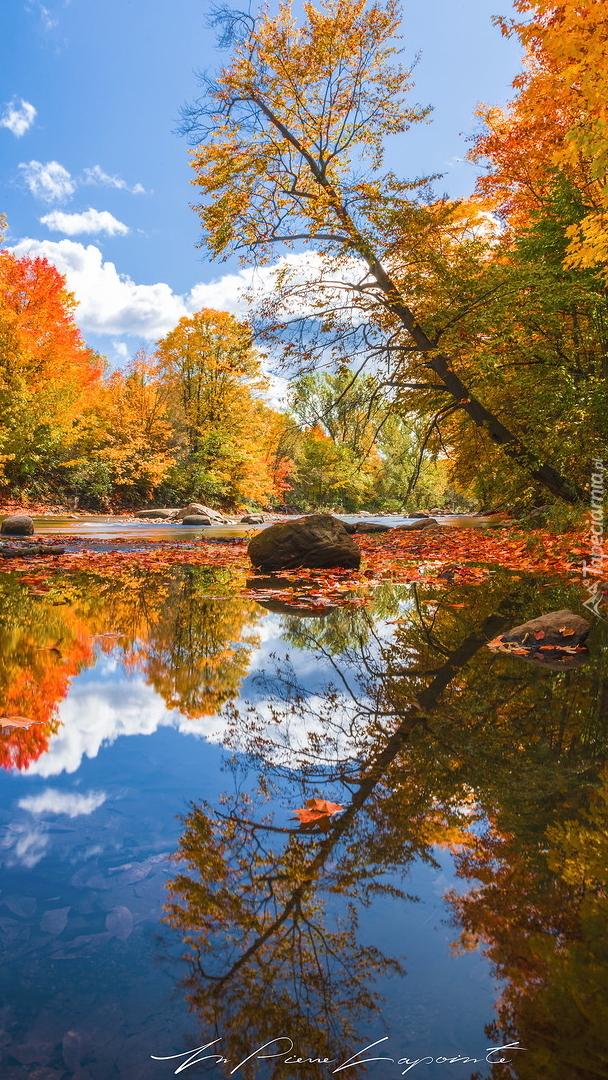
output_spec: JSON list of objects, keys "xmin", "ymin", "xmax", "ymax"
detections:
[{"xmin": 182, "ymin": 0, "xmax": 594, "ymax": 505}]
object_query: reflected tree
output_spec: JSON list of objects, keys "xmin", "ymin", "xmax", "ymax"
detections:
[
  {"xmin": 164, "ymin": 574, "xmax": 608, "ymax": 1077},
  {"xmin": 140, "ymin": 569, "xmax": 263, "ymax": 716},
  {"xmin": 0, "ymin": 566, "xmax": 264, "ymax": 769}
]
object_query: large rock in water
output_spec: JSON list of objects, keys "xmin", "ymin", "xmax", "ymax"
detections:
[
  {"xmin": 181, "ymin": 514, "xmax": 212, "ymax": 526},
  {"xmin": 172, "ymin": 503, "xmax": 227, "ymax": 523},
  {"xmin": 248, "ymin": 514, "xmax": 361, "ymax": 571},
  {"xmin": 487, "ymin": 609, "xmax": 590, "ymax": 670},
  {"xmin": 394, "ymin": 517, "xmax": 439, "ymax": 531},
  {"xmin": 135, "ymin": 508, "xmax": 179, "ymax": 519},
  {"xmin": 1, "ymin": 514, "xmax": 34, "ymax": 536}
]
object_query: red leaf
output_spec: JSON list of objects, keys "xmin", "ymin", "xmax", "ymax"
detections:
[{"xmin": 292, "ymin": 798, "xmax": 343, "ymax": 824}]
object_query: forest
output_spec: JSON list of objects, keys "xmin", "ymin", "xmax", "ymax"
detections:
[
  {"xmin": 1, "ymin": 0, "xmax": 606, "ymax": 516},
  {"xmin": 1, "ymin": 3, "xmax": 608, "ymax": 1074}
]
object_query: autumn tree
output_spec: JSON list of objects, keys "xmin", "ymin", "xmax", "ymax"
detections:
[
  {"xmin": 182, "ymin": 0, "xmax": 584, "ymax": 504},
  {"xmin": 155, "ymin": 307, "xmax": 290, "ymax": 505},
  {"xmin": 68, "ymin": 347, "xmax": 177, "ymax": 507},
  {"xmin": 0, "ymin": 247, "xmax": 102, "ymax": 499},
  {"xmin": 458, "ymin": 0, "xmax": 608, "ymax": 501},
  {"xmin": 473, "ymin": 0, "xmax": 608, "ymax": 278},
  {"xmin": 288, "ymin": 368, "xmax": 449, "ymax": 509}
]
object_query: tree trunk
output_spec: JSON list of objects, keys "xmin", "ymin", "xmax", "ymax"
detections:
[
  {"xmin": 247, "ymin": 97, "xmax": 585, "ymax": 504},
  {"xmin": 338, "ymin": 204, "xmax": 585, "ymax": 505}
]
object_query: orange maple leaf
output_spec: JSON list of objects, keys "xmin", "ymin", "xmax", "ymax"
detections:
[
  {"xmin": 292, "ymin": 798, "xmax": 343, "ymax": 824},
  {"xmin": 0, "ymin": 716, "xmax": 42, "ymax": 730}
]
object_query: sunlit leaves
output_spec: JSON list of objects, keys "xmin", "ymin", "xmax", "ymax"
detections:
[
  {"xmin": 0, "ymin": 249, "xmax": 102, "ymax": 495},
  {"xmin": 155, "ymin": 308, "xmax": 292, "ymax": 505},
  {"xmin": 292, "ymin": 798, "xmax": 344, "ymax": 824}
]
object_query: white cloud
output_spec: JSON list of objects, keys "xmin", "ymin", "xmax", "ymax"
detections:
[
  {"xmin": 9, "ymin": 237, "xmax": 187, "ymax": 337},
  {"xmin": 83, "ymin": 165, "xmax": 146, "ymax": 195},
  {"xmin": 113, "ymin": 341, "xmax": 130, "ymax": 362},
  {"xmin": 40, "ymin": 207, "xmax": 129, "ymax": 237},
  {"xmin": 27, "ymin": 1, "xmax": 59, "ymax": 33},
  {"xmin": 6, "ymin": 238, "xmax": 323, "ymax": 352},
  {"xmin": 0, "ymin": 98, "xmax": 37, "ymax": 137},
  {"xmin": 19, "ymin": 159, "xmax": 75, "ymax": 202},
  {"xmin": 18, "ymin": 788, "xmax": 107, "ymax": 817},
  {"xmin": 23, "ymin": 670, "xmax": 181, "ymax": 776}
]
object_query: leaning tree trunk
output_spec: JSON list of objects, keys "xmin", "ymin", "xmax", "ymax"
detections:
[
  {"xmin": 247, "ymin": 98, "xmax": 584, "ymax": 504},
  {"xmin": 333, "ymin": 200, "xmax": 585, "ymax": 504}
]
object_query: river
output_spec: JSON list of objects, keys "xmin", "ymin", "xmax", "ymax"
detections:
[{"xmin": 0, "ymin": 546, "xmax": 605, "ymax": 1080}]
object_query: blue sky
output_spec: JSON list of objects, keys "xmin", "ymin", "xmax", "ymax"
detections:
[{"xmin": 2, "ymin": 0, "xmax": 522, "ymax": 367}]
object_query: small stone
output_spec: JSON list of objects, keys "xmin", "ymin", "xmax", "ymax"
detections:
[
  {"xmin": 181, "ymin": 515, "xmax": 212, "ymax": 526},
  {"xmin": 241, "ymin": 514, "xmax": 265, "ymax": 524},
  {"xmin": 393, "ymin": 518, "xmax": 439, "ymax": 531}
]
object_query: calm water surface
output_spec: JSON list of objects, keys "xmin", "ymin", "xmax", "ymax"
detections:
[
  {"xmin": 23, "ymin": 513, "xmax": 504, "ymax": 543},
  {"xmin": 0, "ymin": 559, "xmax": 606, "ymax": 1080}
]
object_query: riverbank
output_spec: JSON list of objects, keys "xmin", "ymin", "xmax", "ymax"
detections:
[{"xmin": 0, "ymin": 523, "xmax": 591, "ymax": 597}]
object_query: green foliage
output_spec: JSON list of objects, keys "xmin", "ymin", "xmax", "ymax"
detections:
[{"xmin": 284, "ymin": 369, "xmax": 449, "ymax": 510}]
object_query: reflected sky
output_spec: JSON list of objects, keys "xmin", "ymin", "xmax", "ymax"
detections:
[{"xmin": 0, "ymin": 565, "xmax": 606, "ymax": 1080}]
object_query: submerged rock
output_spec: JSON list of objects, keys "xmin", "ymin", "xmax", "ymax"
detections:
[
  {"xmin": 248, "ymin": 513, "xmax": 361, "ymax": 571},
  {"xmin": 487, "ymin": 609, "xmax": 591, "ymax": 670},
  {"xmin": 1, "ymin": 543, "xmax": 65, "ymax": 557},
  {"xmin": 1, "ymin": 514, "xmax": 34, "ymax": 536}
]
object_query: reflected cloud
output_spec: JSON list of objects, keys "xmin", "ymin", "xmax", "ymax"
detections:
[
  {"xmin": 18, "ymin": 788, "xmax": 107, "ymax": 817},
  {"xmin": 2, "ymin": 824, "xmax": 49, "ymax": 868},
  {"xmin": 23, "ymin": 664, "xmax": 177, "ymax": 777}
]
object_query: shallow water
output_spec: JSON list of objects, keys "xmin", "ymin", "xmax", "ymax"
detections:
[
  {"xmin": 0, "ymin": 563, "xmax": 606, "ymax": 1080},
  {"xmin": 11, "ymin": 512, "xmax": 504, "ymax": 542}
]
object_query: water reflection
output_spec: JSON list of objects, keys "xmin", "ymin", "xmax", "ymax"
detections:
[
  {"xmin": 1, "ymin": 564, "xmax": 607, "ymax": 1079},
  {"xmin": 0, "ymin": 567, "xmax": 263, "ymax": 772},
  {"xmin": 163, "ymin": 575, "xmax": 608, "ymax": 1079}
]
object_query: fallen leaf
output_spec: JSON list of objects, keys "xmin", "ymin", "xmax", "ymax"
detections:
[
  {"xmin": 105, "ymin": 905, "xmax": 134, "ymax": 942},
  {"xmin": 292, "ymin": 808, "xmax": 328, "ymax": 824},
  {"xmin": 39, "ymin": 906, "xmax": 70, "ymax": 937},
  {"xmin": 292, "ymin": 798, "xmax": 343, "ymax": 823},
  {"xmin": 558, "ymin": 626, "xmax": 576, "ymax": 636},
  {"xmin": 534, "ymin": 630, "xmax": 546, "ymax": 640},
  {"xmin": 0, "ymin": 716, "xmax": 42, "ymax": 730}
]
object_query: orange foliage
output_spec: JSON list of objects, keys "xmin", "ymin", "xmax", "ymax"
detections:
[
  {"xmin": 0, "ymin": 248, "xmax": 103, "ymax": 492},
  {"xmin": 0, "ymin": 249, "xmax": 101, "ymax": 390},
  {"xmin": 472, "ymin": 0, "xmax": 608, "ymax": 269},
  {"xmin": 0, "ymin": 598, "xmax": 96, "ymax": 771}
]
